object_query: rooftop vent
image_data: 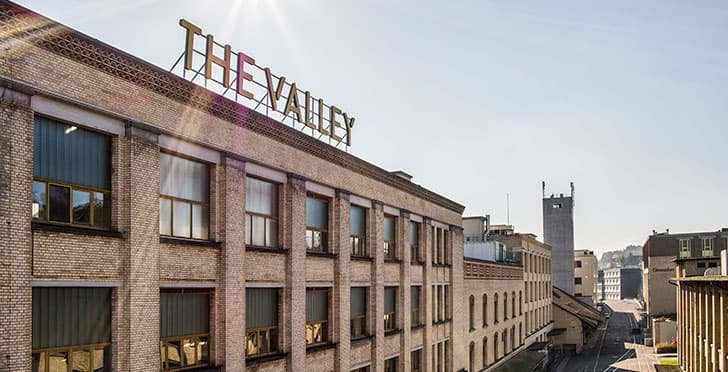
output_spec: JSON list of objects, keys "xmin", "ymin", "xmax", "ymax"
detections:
[{"xmin": 391, "ymin": 170, "xmax": 413, "ymax": 182}]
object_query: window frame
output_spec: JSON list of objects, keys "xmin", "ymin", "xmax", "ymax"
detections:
[
  {"xmin": 350, "ymin": 287, "xmax": 369, "ymax": 339},
  {"xmin": 159, "ymin": 151, "xmax": 211, "ymax": 240},
  {"xmin": 32, "ymin": 342, "xmax": 111, "ymax": 372},
  {"xmin": 245, "ymin": 287, "xmax": 279, "ymax": 358},
  {"xmin": 384, "ymin": 287, "xmax": 398, "ymax": 332},
  {"xmin": 306, "ymin": 288, "xmax": 330, "ymax": 346},
  {"xmin": 702, "ymin": 237, "xmax": 713, "ymax": 257},
  {"xmin": 383, "ymin": 215, "xmax": 397, "ymax": 260},
  {"xmin": 409, "ymin": 221, "xmax": 420, "ymax": 263},
  {"xmin": 306, "ymin": 195, "xmax": 330, "ymax": 253},
  {"xmin": 679, "ymin": 239, "xmax": 690, "ymax": 258},
  {"xmin": 245, "ymin": 176, "xmax": 280, "ymax": 249},
  {"xmin": 350, "ymin": 205, "xmax": 368, "ymax": 257},
  {"xmin": 411, "ymin": 286, "xmax": 422, "ymax": 327},
  {"xmin": 32, "ymin": 179, "xmax": 111, "ymax": 229}
]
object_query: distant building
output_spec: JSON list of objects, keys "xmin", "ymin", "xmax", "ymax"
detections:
[
  {"xmin": 542, "ymin": 183, "xmax": 575, "ymax": 294},
  {"xmin": 573, "ymin": 250, "xmax": 598, "ymax": 305},
  {"xmin": 642, "ymin": 228, "xmax": 728, "ymax": 318},
  {"xmin": 597, "ymin": 270, "xmax": 605, "ymax": 301},
  {"xmin": 549, "ymin": 287, "xmax": 603, "ymax": 354},
  {"xmin": 462, "ymin": 217, "xmax": 553, "ymax": 371},
  {"xmin": 675, "ymin": 250, "xmax": 728, "ymax": 372},
  {"xmin": 603, "ymin": 267, "xmax": 641, "ymax": 300}
]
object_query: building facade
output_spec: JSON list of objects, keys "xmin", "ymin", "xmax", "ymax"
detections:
[
  {"xmin": 642, "ymin": 229, "xmax": 728, "ymax": 317},
  {"xmin": 675, "ymin": 251, "xmax": 728, "ymax": 372},
  {"xmin": 542, "ymin": 185, "xmax": 575, "ymax": 295},
  {"xmin": 0, "ymin": 3, "xmax": 468, "ymax": 372},
  {"xmin": 550, "ymin": 287, "xmax": 602, "ymax": 354},
  {"xmin": 603, "ymin": 267, "xmax": 641, "ymax": 301},
  {"xmin": 597, "ymin": 270, "xmax": 605, "ymax": 301},
  {"xmin": 573, "ymin": 250, "xmax": 597, "ymax": 305}
]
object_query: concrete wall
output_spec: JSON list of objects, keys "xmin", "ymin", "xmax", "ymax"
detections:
[
  {"xmin": 543, "ymin": 195, "xmax": 575, "ymax": 294},
  {"xmin": 551, "ymin": 305, "xmax": 584, "ymax": 354},
  {"xmin": 645, "ymin": 256, "xmax": 677, "ymax": 316}
]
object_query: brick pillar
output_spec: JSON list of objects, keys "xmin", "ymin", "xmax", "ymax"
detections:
[
  {"xmin": 285, "ymin": 174, "xmax": 307, "ymax": 370},
  {"xmin": 399, "ymin": 211, "xmax": 411, "ymax": 371},
  {"xmin": 218, "ymin": 157, "xmax": 246, "ymax": 371},
  {"xmin": 422, "ymin": 218, "xmax": 433, "ymax": 372},
  {"xmin": 334, "ymin": 189, "xmax": 351, "ymax": 372},
  {"xmin": 124, "ymin": 124, "xmax": 161, "ymax": 370},
  {"xmin": 371, "ymin": 201, "xmax": 385, "ymax": 371},
  {"xmin": 0, "ymin": 93, "xmax": 33, "ymax": 372},
  {"xmin": 720, "ymin": 289, "xmax": 726, "ymax": 372},
  {"xmin": 449, "ymin": 225, "xmax": 465, "ymax": 371}
]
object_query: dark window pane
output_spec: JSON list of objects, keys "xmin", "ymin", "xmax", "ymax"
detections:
[
  {"xmin": 266, "ymin": 219, "xmax": 278, "ymax": 247},
  {"xmin": 32, "ymin": 181, "xmax": 47, "ymax": 221},
  {"xmin": 48, "ymin": 185, "xmax": 70, "ymax": 223},
  {"xmin": 72, "ymin": 189, "xmax": 90, "ymax": 224},
  {"xmin": 93, "ymin": 192, "xmax": 110, "ymax": 228}
]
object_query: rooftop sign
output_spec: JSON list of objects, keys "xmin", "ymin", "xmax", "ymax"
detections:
[{"xmin": 172, "ymin": 20, "xmax": 355, "ymax": 148}]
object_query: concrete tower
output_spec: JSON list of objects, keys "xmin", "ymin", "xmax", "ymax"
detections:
[{"xmin": 542, "ymin": 182, "xmax": 575, "ymax": 294}]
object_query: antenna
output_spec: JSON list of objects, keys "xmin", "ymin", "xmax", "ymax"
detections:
[
  {"xmin": 506, "ymin": 193, "xmax": 510, "ymax": 225},
  {"xmin": 542, "ymin": 181, "xmax": 546, "ymax": 198}
]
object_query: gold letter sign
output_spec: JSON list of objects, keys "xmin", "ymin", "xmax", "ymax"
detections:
[{"xmin": 179, "ymin": 19, "xmax": 355, "ymax": 146}]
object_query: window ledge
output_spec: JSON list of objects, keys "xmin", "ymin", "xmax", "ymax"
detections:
[
  {"xmin": 351, "ymin": 255, "xmax": 373, "ymax": 262},
  {"xmin": 432, "ymin": 320, "xmax": 449, "ymax": 326},
  {"xmin": 351, "ymin": 335, "xmax": 373, "ymax": 344},
  {"xmin": 31, "ymin": 222, "xmax": 126, "ymax": 239},
  {"xmin": 410, "ymin": 324, "xmax": 425, "ymax": 331},
  {"xmin": 246, "ymin": 352, "xmax": 288, "ymax": 366},
  {"xmin": 160, "ymin": 236, "xmax": 222, "ymax": 248},
  {"xmin": 432, "ymin": 263, "xmax": 452, "ymax": 268},
  {"xmin": 306, "ymin": 251, "xmax": 337, "ymax": 259},
  {"xmin": 306, "ymin": 342, "xmax": 337, "ymax": 353},
  {"xmin": 384, "ymin": 328, "xmax": 402, "ymax": 337},
  {"xmin": 410, "ymin": 260, "xmax": 425, "ymax": 265},
  {"xmin": 384, "ymin": 258, "xmax": 403, "ymax": 264},
  {"xmin": 246, "ymin": 245, "xmax": 288, "ymax": 255}
]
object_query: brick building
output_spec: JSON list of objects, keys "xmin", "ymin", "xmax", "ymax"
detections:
[{"xmin": 0, "ymin": 2, "xmax": 468, "ymax": 371}]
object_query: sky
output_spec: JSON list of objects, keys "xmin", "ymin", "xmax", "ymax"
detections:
[{"xmin": 15, "ymin": 0, "xmax": 728, "ymax": 259}]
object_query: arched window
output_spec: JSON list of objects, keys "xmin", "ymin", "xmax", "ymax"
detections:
[
  {"xmin": 494, "ymin": 293, "xmax": 499, "ymax": 323},
  {"xmin": 482, "ymin": 337, "xmax": 488, "ymax": 367},
  {"xmin": 469, "ymin": 295, "xmax": 475, "ymax": 331},
  {"xmin": 482, "ymin": 294, "xmax": 488, "ymax": 327},
  {"xmin": 511, "ymin": 325, "xmax": 515, "ymax": 351},
  {"xmin": 503, "ymin": 292, "xmax": 508, "ymax": 320},
  {"xmin": 494, "ymin": 332, "xmax": 499, "ymax": 360},
  {"xmin": 511, "ymin": 291, "xmax": 516, "ymax": 318},
  {"xmin": 469, "ymin": 341, "xmax": 475, "ymax": 372},
  {"xmin": 502, "ymin": 329, "xmax": 508, "ymax": 354},
  {"xmin": 519, "ymin": 290, "xmax": 523, "ymax": 315},
  {"xmin": 519, "ymin": 322, "xmax": 523, "ymax": 346}
]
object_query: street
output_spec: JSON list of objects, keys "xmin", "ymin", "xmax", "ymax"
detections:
[{"xmin": 555, "ymin": 300, "xmax": 658, "ymax": 372}]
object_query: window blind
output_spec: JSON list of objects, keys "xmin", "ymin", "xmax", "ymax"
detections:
[
  {"xmin": 246, "ymin": 288, "xmax": 278, "ymax": 328},
  {"xmin": 306, "ymin": 197, "xmax": 328, "ymax": 230},
  {"xmin": 160, "ymin": 290, "xmax": 210, "ymax": 338}
]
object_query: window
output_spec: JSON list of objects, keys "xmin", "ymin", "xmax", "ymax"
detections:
[
  {"xmin": 469, "ymin": 342, "xmax": 475, "ymax": 372},
  {"xmin": 32, "ymin": 287, "xmax": 111, "ymax": 372},
  {"xmin": 575, "ymin": 260, "xmax": 582, "ymax": 268},
  {"xmin": 352, "ymin": 367, "xmax": 370, "ymax": 372},
  {"xmin": 384, "ymin": 357, "xmax": 398, "ymax": 372},
  {"xmin": 245, "ymin": 177, "xmax": 278, "ymax": 247},
  {"xmin": 503, "ymin": 292, "xmax": 508, "ymax": 320},
  {"xmin": 384, "ymin": 287, "xmax": 397, "ymax": 331},
  {"xmin": 502, "ymin": 330, "xmax": 507, "ymax": 355},
  {"xmin": 306, "ymin": 197, "xmax": 329, "ymax": 252},
  {"xmin": 444, "ymin": 285, "xmax": 450, "ymax": 320},
  {"xmin": 469, "ymin": 295, "xmax": 475, "ymax": 331},
  {"xmin": 350, "ymin": 205, "xmax": 367, "ymax": 257},
  {"xmin": 679, "ymin": 239, "xmax": 690, "ymax": 258},
  {"xmin": 350, "ymin": 287, "xmax": 368, "ymax": 339},
  {"xmin": 575, "ymin": 277, "xmax": 582, "ymax": 285},
  {"xmin": 702, "ymin": 238, "xmax": 713, "ymax": 257},
  {"xmin": 160, "ymin": 153, "xmax": 210, "ymax": 239},
  {"xmin": 511, "ymin": 291, "xmax": 516, "ymax": 318},
  {"xmin": 482, "ymin": 294, "xmax": 488, "ymax": 327},
  {"xmin": 409, "ymin": 221, "xmax": 420, "ymax": 263},
  {"xmin": 306, "ymin": 288, "xmax": 329, "ymax": 345},
  {"xmin": 575, "ymin": 292, "xmax": 583, "ymax": 297},
  {"xmin": 493, "ymin": 293, "xmax": 499, "ymax": 323},
  {"xmin": 411, "ymin": 349, "xmax": 422, "ymax": 372},
  {"xmin": 519, "ymin": 291, "xmax": 522, "ymax": 315},
  {"xmin": 411, "ymin": 286, "xmax": 422, "ymax": 326},
  {"xmin": 160, "ymin": 290, "xmax": 210, "ymax": 371},
  {"xmin": 481, "ymin": 337, "xmax": 489, "ymax": 368},
  {"xmin": 246, "ymin": 288, "xmax": 278, "ymax": 357},
  {"xmin": 32, "ymin": 117, "xmax": 111, "ymax": 228},
  {"xmin": 494, "ymin": 332, "xmax": 499, "ymax": 360},
  {"xmin": 384, "ymin": 215, "xmax": 396, "ymax": 260}
]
